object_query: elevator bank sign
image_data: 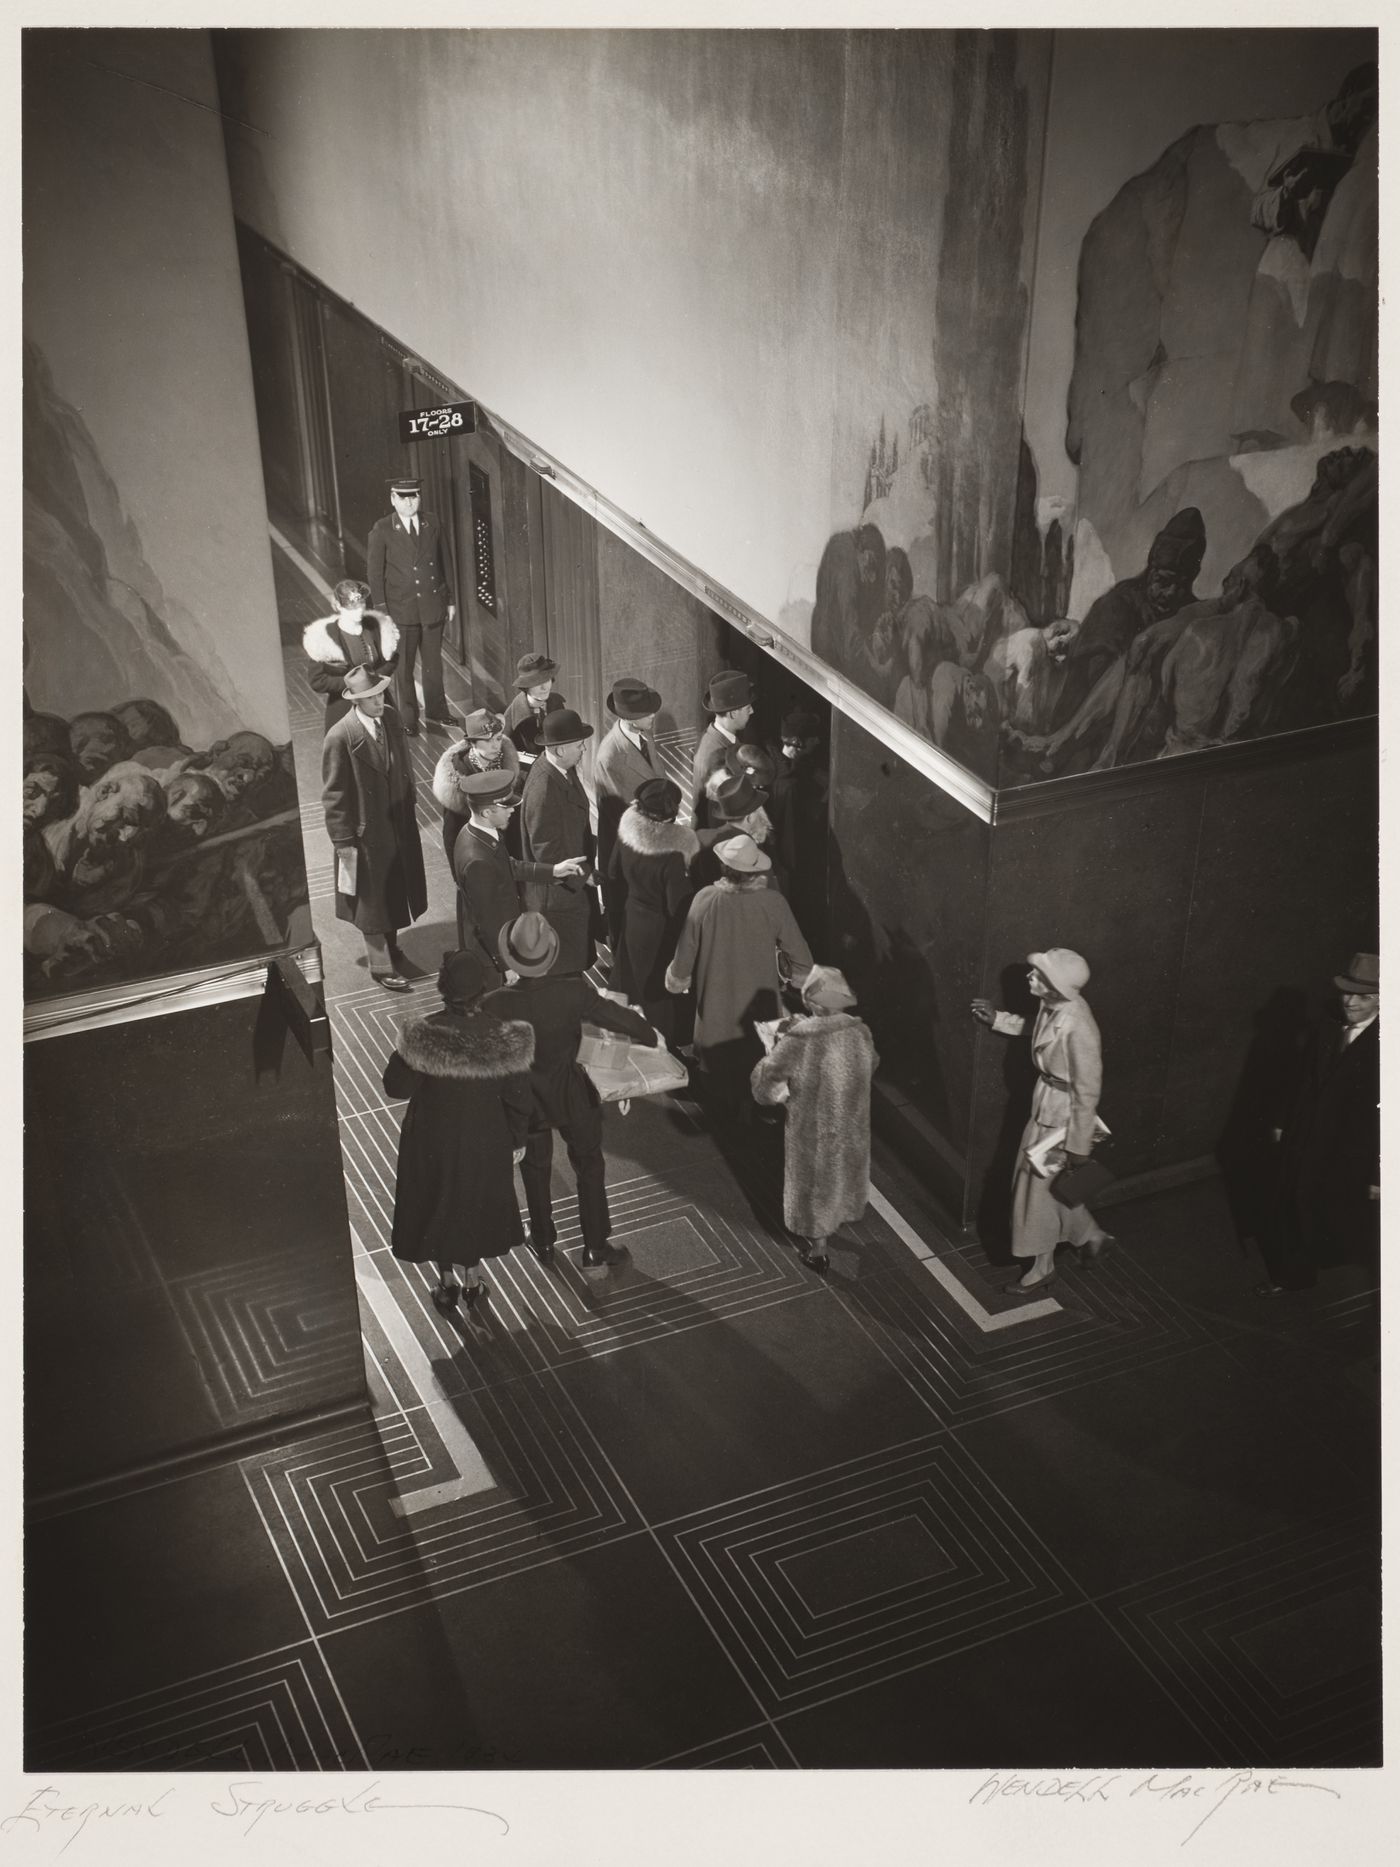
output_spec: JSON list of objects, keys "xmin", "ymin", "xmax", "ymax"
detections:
[{"xmin": 397, "ymin": 399, "xmax": 477, "ymax": 442}]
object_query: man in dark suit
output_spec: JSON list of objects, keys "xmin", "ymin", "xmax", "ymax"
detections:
[
  {"xmin": 691, "ymin": 669, "xmax": 756, "ymax": 829},
  {"xmin": 593, "ymin": 673, "xmax": 662, "ymax": 953},
  {"xmin": 519, "ymin": 707, "xmax": 597, "ymax": 974},
  {"xmin": 367, "ymin": 476, "xmax": 456, "ymax": 738},
  {"xmin": 1257, "ymin": 951, "xmax": 1380, "ymax": 1293},
  {"xmin": 321, "ymin": 665, "xmax": 426, "ymax": 991},
  {"xmin": 483, "ymin": 912, "xmax": 656, "ymax": 1268},
  {"xmin": 450, "ymin": 767, "xmax": 587, "ymax": 973}
]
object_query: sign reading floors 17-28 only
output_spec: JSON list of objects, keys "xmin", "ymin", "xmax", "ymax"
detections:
[{"xmin": 397, "ymin": 399, "xmax": 478, "ymax": 443}]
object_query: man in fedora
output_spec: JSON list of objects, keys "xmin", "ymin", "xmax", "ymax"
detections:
[
  {"xmin": 519, "ymin": 707, "xmax": 597, "ymax": 974},
  {"xmin": 594, "ymin": 673, "xmax": 663, "ymax": 953},
  {"xmin": 368, "ymin": 476, "xmax": 456, "ymax": 738},
  {"xmin": 501, "ymin": 652, "xmax": 566, "ymax": 766},
  {"xmin": 1258, "ymin": 951, "xmax": 1380, "ymax": 1294},
  {"xmin": 694, "ymin": 769, "xmax": 782, "ymax": 892},
  {"xmin": 692, "ymin": 669, "xmax": 756, "ymax": 830},
  {"xmin": 483, "ymin": 911, "xmax": 657, "ymax": 1267},
  {"xmin": 450, "ymin": 767, "xmax": 587, "ymax": 973},
  {"xmin": 321, "ymin": 664, "xmax": 426, "ymax": 992}
]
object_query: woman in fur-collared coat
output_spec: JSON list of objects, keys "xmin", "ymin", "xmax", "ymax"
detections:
[
  {"xmin": 431, "ymin": 709, "xmax": 521, "ymax": 861},
  {"xmin": 382, "ymin": 950, "xmax": 535, "ymax": 1312},
  {"xmin": 751, "ymin": 966, "xmax": 878, "ymax": 1271},
  {"xmin": 608, "ymin": 778, "xmax": 697, "ymax": 1040},
  {"xmin": 303, "ymin": 579, "xmax": 400, "ymax": 731}
]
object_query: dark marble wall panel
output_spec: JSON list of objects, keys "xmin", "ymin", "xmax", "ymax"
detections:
[
  {"xmin": 25, "ymin": 989, "xmax": 364, "ymax": 1500},
  {"xmin": 972, "ymin": 778, "xmax": 1203, "ymax": 1232},
  {"xmin": 1163, "ymin": 738, "xmax": 1378, "ymax": 1162},
  {"xmin": 596, "ymin": 527, "xmax": 726, "ymax": 740},
  {"xmin": 828, "ymin": 712, "xmax": 990, "ymax": 1211}
]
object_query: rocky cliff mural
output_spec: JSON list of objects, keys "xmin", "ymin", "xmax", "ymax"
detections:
[
  {"xmin": 808, "ymin": 56, "xmax": 1377, "ymax": 792},
  {"xmin": 23, "ymin": 341, "xmax": 310, "ymax": 1001}
]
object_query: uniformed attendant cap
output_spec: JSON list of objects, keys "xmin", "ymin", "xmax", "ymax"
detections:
[
  {"xmin": 388, "ymin": 476, "xmax": 423, "ymax": 494},
  {"xmin": 461, "ymin": 767, "xmax": 518, "ymax": 803}
]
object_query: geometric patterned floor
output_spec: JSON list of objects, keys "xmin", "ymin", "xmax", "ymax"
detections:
[{"xmin": 24, "ymin": 536, "xmax": 1381, "ymax": 1773}]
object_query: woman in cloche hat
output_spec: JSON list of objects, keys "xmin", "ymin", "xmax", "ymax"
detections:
[
  {"xmin": 971, "ymin": 947, "xmax": 1113, "ymax": 1293},
  {"xmin": 382, "ymin": 949, "xmax": 536, "ymax": 1313}
]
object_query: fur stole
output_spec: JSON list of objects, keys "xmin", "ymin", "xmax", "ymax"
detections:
[
  {"xmin": 781, "ymin": 1012, "xmax": 864, "ymax": 1040},
  {"xmin": 396, "ymin": 1009, "xmax": 534, "ymax": 1079},
  {"xmin": 431, "ymin": 739, "xmax": 517, "ymax": 813},
  {"xmin": 303, "ymin": 612, "xmax": 399, "ymax": 666},
  {"xmin": 616, "ymin": 805, "xmax": 699, "ymax": 862}
]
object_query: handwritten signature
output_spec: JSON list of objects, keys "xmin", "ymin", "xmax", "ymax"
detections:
[
  {"xmin": 1, "ymin": 1780, "xmax": 510, "ymax": 1852},
  {"xmin": 970, "ymin": 1767, "xmax": 1341, "ymax": 1845}
]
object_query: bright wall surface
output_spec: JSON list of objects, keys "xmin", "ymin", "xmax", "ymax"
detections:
[
  {"xmin": 216, "ymin": 27, "xmax": 1049, "ymax": 653},
  {"xmin": 23, "ymin": 30, "xmax": 309, "ymax": 1001}
]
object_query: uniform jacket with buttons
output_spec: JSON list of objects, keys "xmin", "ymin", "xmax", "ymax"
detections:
[{"xmin": 367, "ymin": 511, "xmax": 453, "ymax": 631}]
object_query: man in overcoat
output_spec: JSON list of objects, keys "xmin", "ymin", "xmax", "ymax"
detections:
[
  {"xmin": 451, "ymin": 767, "xmax": 587, "ymax": 973},
  {"xmin": 519, "ymin": 707, "xmax": 597, "ymax": 974},
  {"xmin": 367, "ymin": 475, "xmax": 456, "ymax": 738},
  {"xmin": 593, "ymin": 673, "xmax": 663, "ymax": 953},
  {"xmin": 321, "ymin": 664, "xmax": 426, "ymax": 991},
  {"xmin": 1258, "ymin": 951, "xmax": 1380, "ymax": 1293},
  {"xmin": 691, "ymin": 670, "xmax": 756, "ymax": 829},
  {"xmin": 483, "ymin": 912, "xmax": 657, "ymax": 1268}
]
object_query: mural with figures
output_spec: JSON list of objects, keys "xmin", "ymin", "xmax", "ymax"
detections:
[
  {"xmin": 23, "ymin": 341, "xmax": 309, "ymax": 1000},
  {"xmin": 807, "ymin": 51, "xmax": 1377, "ymax": 791}
]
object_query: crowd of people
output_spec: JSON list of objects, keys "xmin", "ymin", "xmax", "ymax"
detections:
[{"xmin": 317, "ymin": 477, "xmax": 1375, "ymax": 1304}]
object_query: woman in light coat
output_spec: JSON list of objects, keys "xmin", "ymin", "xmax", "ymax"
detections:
[
  {"xmin": 666, "ymin": 833, "xmax": 812, "ymax": 1121},
  {"xmin": 751, "ymin": 966, "xmax": 878, "ymax": 1271},
  {"xmin": 972, "ymin": 946, "xmax": 1113, "ymax": 1293}
]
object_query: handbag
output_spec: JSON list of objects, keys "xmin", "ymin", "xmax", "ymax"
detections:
[
  {"xmin": 577, "ymin": 1024, "xmax": 689, "ymax": 1111},
  {"xmin": 1050, "ymin": 1155, "xmax": 1115, "ymax": 1207}
]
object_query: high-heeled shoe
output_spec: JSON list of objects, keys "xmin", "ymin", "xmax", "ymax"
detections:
[
  {"xmin": 463, "ymin": 1280, "xmax": 488, "ymax": 1310},
  {"xmin": 1078, "ymin": 1233, "xmax": 1116, "ymax": 1262},
  {"xmin": 798, "ymin": 1240, "xmax": 829, "ymax": 1272},
  {"xmin": 431, "ymin": 1281, "xmax": 461, "ymax": 1313},
  {"xmin": 1004, "ymin": 1270, "xmax": 1056, "ymax": 1297}
]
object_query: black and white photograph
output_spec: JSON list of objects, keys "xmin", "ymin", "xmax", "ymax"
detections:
[{"xmin": 11, "ymin": 6, "xmax": 1391, "ymax": 1861}]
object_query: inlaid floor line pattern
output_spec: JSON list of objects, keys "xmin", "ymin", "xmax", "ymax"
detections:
[
  {"xmin": 829, "ymin": 1218, "xmax": 1215, "ymax": 1429},
  {"xmin": 662, "ymin": 1433, "xmax": 1083, "ymax": 1717},
  {"xmin": 28, "ymin": 1645, "xmax": 365, "ymax": 1774},
  {"xmin": 1095, "ymin": 1515, "xmax": 1381, "ymax": 1767},
  {"xmin": 248, "ymin": 1358, "xmax": 646, "ymax": 1636},
  {"xmin": 647, "ymin": 1724, "xmax": 795, "ymax": 1769}
]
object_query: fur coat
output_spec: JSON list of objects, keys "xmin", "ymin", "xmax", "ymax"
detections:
[
  {"xmin": 432, "ymin": 737, "xmax": 521, "ymax": 861},
  {"xmin": 608, "ymin": 806, "xmax": 698, "ymax": 1005},
  {"xmin": 751, "ymin": 1011, "xmax": 879, "ymax": 1239},
  {"xmin": 303, "ymin": 612, "xmax": 399, "ymax": 728},
  {"xmin": 382, "ymin": 1009, "xmax": 535, "ymax": 1265}
]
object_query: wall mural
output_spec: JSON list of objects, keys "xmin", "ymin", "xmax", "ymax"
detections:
[
  {"xmin": 810, "ymin": 58, "xmax": 1377, "ymax": 792},
  {"xmin": 23, "ymin": 342, "xmax": 309, "ymax": 1000}
]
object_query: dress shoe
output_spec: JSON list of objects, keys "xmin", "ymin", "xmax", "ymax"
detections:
[
  {"xmin": 798, "ymin": 1241, "xmax": 829, "ymax": 1272},
  {"xmin": 404, "ymin": 722, "xmax": 420, "ymax": 738},
  {"xmin": 529, "ymin": 1234, "xmax": 555, "ymax": 1266},
  {"xmin": 372, "ymin": 971, "xmax": 411, "ymax": 993},
  {"xmin": 431, "ymin": 1281, "xmax": 461, "ymax": 1313},
  {"xmin": 580, "ymin": 1243, "xmax": 627, "ymax": 1268},
  {"xmin": 1078, "ymin": 1232, "xmax": 1116, "ymax": 1261},
  {"xmin": 1004, "ymin": 1271, "xmax": 1056, "ymax": 1297},
  {"xmin": 463, "ymin": 1280, "xmax": 488, "ymax": 1310}
]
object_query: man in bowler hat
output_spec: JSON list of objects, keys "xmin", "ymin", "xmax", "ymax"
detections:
[
  {"xmin": 519, "ymin": 707, "xmax": 598, "ymax": 974},
  {"xmin": 451, "ymin": 767, "xmax": 587, "ymax": 974},
  {"xmin": 1257, "ymin": 951, "xmax": 1380, "ymax": 1294},
  {"xmin": 691, "ymin": 669, "xmax": 756, "ymax": 829},
  {"xmin": 593, "ymin": 673, "xmax": 663, "ymax": 952},
  {"xmin": 483, "ymin": 912, "xmax": 657, "ymax": 1268},
  {"xmin": 368, "ymin": 476, "xmax": 456, "ymax": 738},
  {"xmin": 321, "ymin": 664, "xmax": 426, "ymax": 992}
]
